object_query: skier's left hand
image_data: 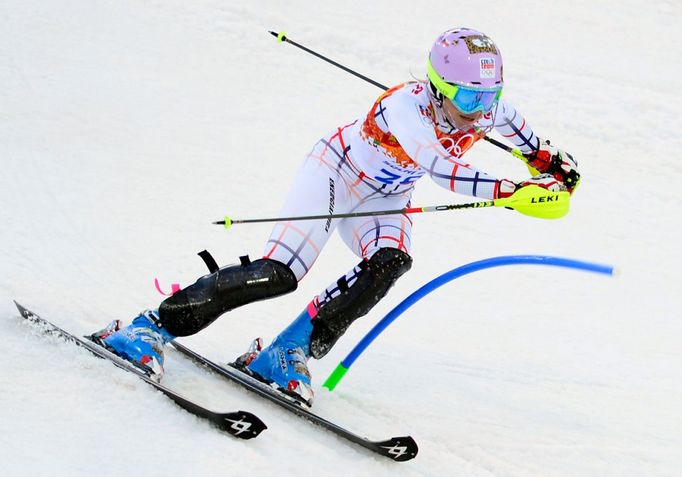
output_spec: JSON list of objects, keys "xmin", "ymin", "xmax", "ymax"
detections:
[{"xmin": 525, "ymin": 138, "xmax": 580, "ymax": 193}]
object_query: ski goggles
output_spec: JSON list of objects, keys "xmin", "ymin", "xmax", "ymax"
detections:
[{"xmin": 427, "ymin": 59, "xmax": 502, "ymax": 114}]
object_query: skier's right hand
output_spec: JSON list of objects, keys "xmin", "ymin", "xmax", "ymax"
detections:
[
  {"xmin": 518, "ymin": 173, "xmax": 567, "ymax": 192},
  {"xmin": 497, "ymin": 174, "xmax": 567, "ymax": 199}
]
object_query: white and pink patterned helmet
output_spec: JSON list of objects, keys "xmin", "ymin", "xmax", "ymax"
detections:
[{"xmin": 427, "ymin": 28, "xmax": 503, "ymax": 114}]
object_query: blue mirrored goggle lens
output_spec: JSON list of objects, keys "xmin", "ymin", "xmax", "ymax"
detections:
[{"xmin": 451, "ymin": 87, "xmax": 500, "ymax": 114}]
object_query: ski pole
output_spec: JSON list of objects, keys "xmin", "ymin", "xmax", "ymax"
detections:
[
  {"xmin": 269, "ymin": 31, "xmax": 528, "ymax": 162},
  {"xmin": 214, "ymin": 186, "xmax": 569, "ymax": 228},
  {"xmin": 269, "ymin": 31, "xmax": 388, "ymax": 91}
]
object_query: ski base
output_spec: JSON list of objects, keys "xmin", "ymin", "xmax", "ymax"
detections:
[
  {"xmin": 172, "ymin": 340, "xmax": 418, "ymax": 462},
  {"xmin": 13, "ymin": 301, "xmax": 266, "ymax": 440}
]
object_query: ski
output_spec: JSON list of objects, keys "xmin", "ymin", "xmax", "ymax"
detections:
[
  {"xmin": 171, "ymin": 340, "xmax": 418, "ymax": 462},
  {"xmin": 12, "ymin": 301, "xmax": 266, "ymax": 440}
]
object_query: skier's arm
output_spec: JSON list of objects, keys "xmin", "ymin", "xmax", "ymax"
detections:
[
  {"xmin": 494, "ymin": 100, "xmax": 580, "ymax": 192},
  {"xmin": 491, "ymin": 100, "xmax": 540, "ymax": 153}
]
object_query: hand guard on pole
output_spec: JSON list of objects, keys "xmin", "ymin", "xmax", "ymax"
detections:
[{"xmin": 523, "ymin": 138, "xmax": 580, "ymax": 193}]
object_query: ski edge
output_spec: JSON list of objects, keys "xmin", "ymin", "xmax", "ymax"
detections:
[
  {"xmin": 171, "ymin": 340, "xmax": 418, "ymax": 461},
  {"xmin": 12, "ymin": 301, "xmax": 266, "ymax": 440}
]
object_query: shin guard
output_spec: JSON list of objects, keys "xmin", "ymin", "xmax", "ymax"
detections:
[
  {"xmin": 158, "ymin": 257, "xmax": 297, "ymax": 337},
  {"xmin": 310, "ymin": 248, "xmax": 412, "ymax": 359}
]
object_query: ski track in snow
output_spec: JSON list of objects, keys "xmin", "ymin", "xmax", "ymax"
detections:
[{"xmin": 1, "ymin": 1, "xmax": 681, "ymax": 476}]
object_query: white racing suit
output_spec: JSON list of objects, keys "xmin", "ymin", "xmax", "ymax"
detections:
[{"xmin": 264, "ymin": 81, "xmax": 539, "ymax": 310}]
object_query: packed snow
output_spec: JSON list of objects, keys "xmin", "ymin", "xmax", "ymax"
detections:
[{"xmin": 1, "ymin": 1, "xmax": 680, "ymax": 476}]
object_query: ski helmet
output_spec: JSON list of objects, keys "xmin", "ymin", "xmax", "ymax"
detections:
[{"xmin": 427, "ymin": 28, "xmax": 503, "ymax": 114}]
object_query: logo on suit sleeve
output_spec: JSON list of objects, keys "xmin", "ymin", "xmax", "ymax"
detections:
[{"xmin": 415, "ymin": 104, "xmax": 434, "ymax": 127}]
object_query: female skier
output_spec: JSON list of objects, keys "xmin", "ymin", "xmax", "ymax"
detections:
[{"xmin": 92, "ymin": 27, "xmax": 579, "ymax": 406}]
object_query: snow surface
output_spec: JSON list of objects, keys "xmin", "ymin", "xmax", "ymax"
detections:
[{"xmin": 1, "ymin": 1, "xmax": 681, "ymax": 476}]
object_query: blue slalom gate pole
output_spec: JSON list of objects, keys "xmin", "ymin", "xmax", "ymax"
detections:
[{"xmin": 323, "ymin": 255, "xmax": 616, "ymax": 391}]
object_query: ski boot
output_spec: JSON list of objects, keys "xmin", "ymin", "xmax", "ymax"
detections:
[
  {"xmin": 89, "ymin": 309, "xmax": 175, "ymax": 380},
  {"xmin": 235, "ymin": 306, "xmax": 315, "ymax": 406}
]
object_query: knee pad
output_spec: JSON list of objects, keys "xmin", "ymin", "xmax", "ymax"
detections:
[
  {"xmin": 309, "ymin": 247, "xmax": 412, "ymax": 359},
  {"xmin": 158, "ymin": 256, "xmax": 297, "ymax": 337}
]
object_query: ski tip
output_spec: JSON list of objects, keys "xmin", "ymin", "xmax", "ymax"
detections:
[
  {"xmin": 376, "ymin": 435, "xmax": 419, "ymax": 462},
  {"xmin": 13, "ymin": 301, "xmax": 30, "ymax": 317},
  {"xmin": 217, "ymin": 410, "xmax": 267, "ymax": 440}
]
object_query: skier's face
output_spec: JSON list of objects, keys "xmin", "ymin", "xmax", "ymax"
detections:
[{"xmin": 442, "ymin": 99, "xmax": 483, "ymax": 131}]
